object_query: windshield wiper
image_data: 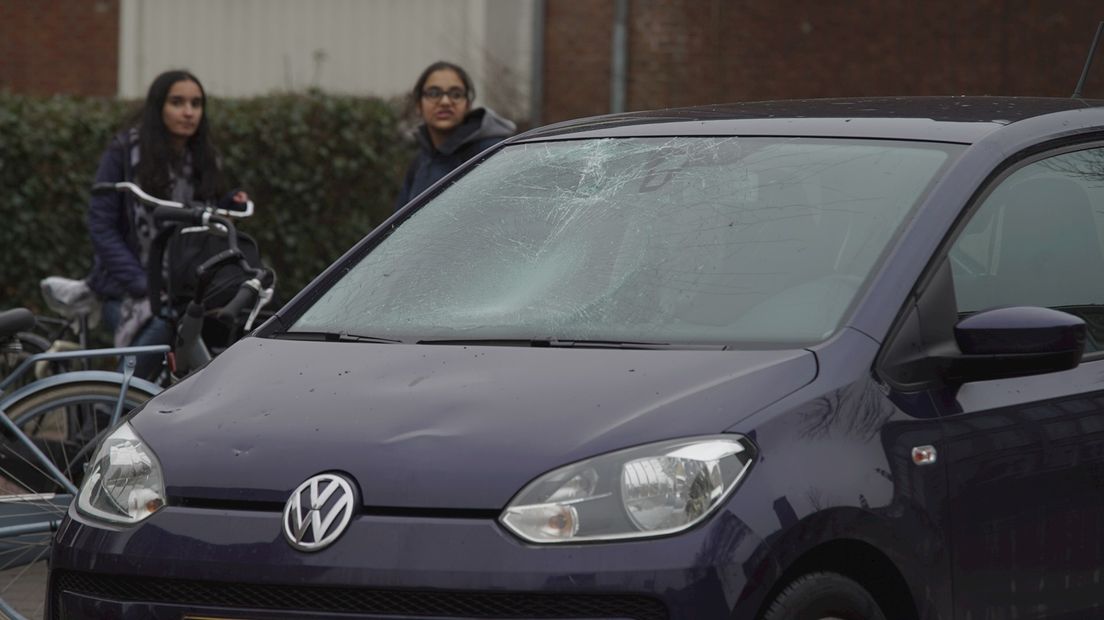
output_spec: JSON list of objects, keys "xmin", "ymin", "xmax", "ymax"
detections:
[
  {"xmin": 275, "ymin": 331, "xmax": 404, "ymax": 344},
  {"xmin": 416, "ymin": 338, "xmax": 724, "ymax": 350}
]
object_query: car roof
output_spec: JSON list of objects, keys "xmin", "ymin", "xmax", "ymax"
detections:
[{"xmin": 519, "ymin": 96, "xmax": 1104, "ymax": 144}]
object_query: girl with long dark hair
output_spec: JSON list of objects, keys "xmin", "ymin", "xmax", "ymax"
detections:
[{"xmin": 86, "ymin": 69, "xmax": 245, "ymax": 378}]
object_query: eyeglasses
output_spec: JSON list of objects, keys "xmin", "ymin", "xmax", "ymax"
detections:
[{"xmin": 421, "ymin": 87, "xmax": 468, "ymax": 102}]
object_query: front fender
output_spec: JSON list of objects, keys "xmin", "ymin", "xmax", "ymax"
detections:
[
  {"xmin": 0, "ymin": 370, "xmax": 161, "ymax": 412},
  {"xmin": 726, "ymin": 376, "xmax": 950, "ymax": 619}
]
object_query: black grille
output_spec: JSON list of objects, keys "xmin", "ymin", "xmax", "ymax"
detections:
[{"xmin": 52, "ymin": 570, "xmax": 668, "ymax": 619}]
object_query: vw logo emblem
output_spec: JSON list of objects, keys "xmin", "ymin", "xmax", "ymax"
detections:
[{"xmin": 282, "ymin": 473, "xmax": 357, "ymax": 552}]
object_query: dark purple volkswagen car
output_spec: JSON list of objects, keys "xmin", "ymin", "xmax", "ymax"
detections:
[{"xmin": 49, "ymin": 97, "xmax": 1104, "ymax": 619}]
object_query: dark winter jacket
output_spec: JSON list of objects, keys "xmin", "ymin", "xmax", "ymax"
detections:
[
  {"xmin": 394, "ymin": 107, "xmax": 515, "ymax": 211},
  {"xmin": 86, "ymin": 133, "xmax": 237, "ymax": 300},
  {"xmin": 86, "ymin": 133, "xmax": 146, "ymax": 300}
]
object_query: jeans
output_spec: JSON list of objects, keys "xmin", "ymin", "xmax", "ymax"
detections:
[{"xmin": 101, "ymin": 298, "xmax": 172, "ymax": 381}]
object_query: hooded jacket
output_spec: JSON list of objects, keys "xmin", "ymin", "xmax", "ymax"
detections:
[{"xmin": 394, "ymin": 107, "xmax": 515, "ymax": 211}]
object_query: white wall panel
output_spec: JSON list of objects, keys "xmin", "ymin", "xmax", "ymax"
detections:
[{"xmin": 119, "ymin": 0, "xmax": 534, "ymax": 118}]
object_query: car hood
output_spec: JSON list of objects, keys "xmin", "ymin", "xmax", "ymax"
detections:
[{"xmin": 134, "ymin": 337, "xmax": 815, "ymax": 509}]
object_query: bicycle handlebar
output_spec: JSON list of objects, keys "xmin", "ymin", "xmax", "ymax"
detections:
[
  {"xmin": 151, "ymin": 205, "xmax": 207, "ymax": 226},
  {"xmin": 92, "ymin": 180, "xmax": 274, "ymax": 360},
  {"xmin": 92, "ymin": 181, "xmax": 255, "ymax": 218},
  {"xmin": 216, "ymin": 279, "xmax": 262, "ymax": 324}
]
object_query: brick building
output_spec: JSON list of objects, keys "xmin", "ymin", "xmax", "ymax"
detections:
[
  {"xmin": 0, "ymin": 0, "xmax": 119, "ymax": 97},
  {"xmin": 542, "ymin": 0, "xmax": 1104, "ymax": 123},
  {"xmin": 2, "ymin": 0, "xmax": 1102, "ymax": 125},
  {"xmin": 0, "ymin": 0, "xmax": 536, "ymax": 121}
]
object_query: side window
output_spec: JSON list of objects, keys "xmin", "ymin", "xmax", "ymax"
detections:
[{"xmin": 949, "ymin": 146, "xmax": 1104, "ymax": 349}]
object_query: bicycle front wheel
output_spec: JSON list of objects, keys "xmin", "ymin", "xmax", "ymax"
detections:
[
  {"xmin": 0, "ymin": 380, "xmax": 156, "ymax": 620},
  {"xmin": 2, "ymin": 381, "xmax": 156, "ymax": 494}
]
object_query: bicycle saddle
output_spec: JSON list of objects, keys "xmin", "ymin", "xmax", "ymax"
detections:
[{"xmin": 0, "ymin": 308, "xmax": 35, "ymax": 339}]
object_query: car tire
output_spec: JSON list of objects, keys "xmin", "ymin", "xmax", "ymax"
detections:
[{"xmin": 762, "ymin": 571, "xmax": 887, "ymax": 620}]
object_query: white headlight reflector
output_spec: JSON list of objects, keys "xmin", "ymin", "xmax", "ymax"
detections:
[
  {"xmin": 501, "ymin": 503, "xmax": 580, "ymax": 540},
  {"xmin": 76, "ymin": 422, "xmax": 166, "ymax": 525}
]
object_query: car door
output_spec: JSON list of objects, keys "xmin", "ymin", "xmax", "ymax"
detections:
[{"xmin": 941, "ymin": 144, "xmax": 1104, "ymax": 619}]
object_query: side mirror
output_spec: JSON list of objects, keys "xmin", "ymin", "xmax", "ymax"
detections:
[{"xmin": 943, "ymin": 306, "xmax": 1085, "ymax": 384}]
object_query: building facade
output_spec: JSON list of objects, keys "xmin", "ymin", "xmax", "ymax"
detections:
[
  {"xmin": 2, "ymin": 0, "xmax": 1102, "ymax": 126},
  {"xmin": 1, "ymin": 0, "xmax": 537, "ymax": 122}
]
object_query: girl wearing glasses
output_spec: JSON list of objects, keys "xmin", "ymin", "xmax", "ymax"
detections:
[{"xmin": 394, "ymin": 61, "xmax": 516, "ymax": 210}]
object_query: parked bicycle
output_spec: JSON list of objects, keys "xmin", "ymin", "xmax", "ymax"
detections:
[
  {"xmin": 0, "ymin": 183, "xmax": 275, "ymax": 618},
  {"xmin": 90, "ymin": 181, "xmax": 276, "ymax": 380},
  {"xmin": 0, "ymin": 182, "xmax": 278, "ymax": 613},
  {"xmin": 2, "ymin": 182, "xmax": 277, "ymax": 391},
  {"xmin": 0, "ymin": 307, "xmax": 166, "ymax": 620},
  {"xmin": 0, "ymin": 278, "xmax": 104, "ymax": 389}
]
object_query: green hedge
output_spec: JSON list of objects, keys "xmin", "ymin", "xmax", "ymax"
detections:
[{"xmin": 0, "ymin": 91, "xmax": 412, "ymax": 315}]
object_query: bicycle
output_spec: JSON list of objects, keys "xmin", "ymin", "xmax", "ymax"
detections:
[
  {"xmin": 0, "ymin": 185, "xmax": 273, "ymax": 618},
  {"xmin": 4, "ymin": 182, "xmax": 276, "ymax": 391},
  {"xmin": 0, "ymin": 313, "xmax": 75, "ymax": 393},
  {"xmin": 2, "ymin": 275, "xmax": 115, "ymax": 388},
  {"xmin": 90, "ymin": 182, "xmax": 276, "ymax": 380},
  {"xmin": 0, "ymin": 308, "xmax": 166, "ymax": 620}
]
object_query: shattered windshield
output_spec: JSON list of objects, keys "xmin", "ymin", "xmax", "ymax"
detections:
[{"xmin": 292, "ymin": 137, "xmax": 957, "ymax": 346}]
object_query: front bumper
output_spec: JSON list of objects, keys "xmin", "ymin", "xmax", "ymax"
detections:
[{"xmin": 49, "ymin": 502, "xmax": 767, "ymax": 620}]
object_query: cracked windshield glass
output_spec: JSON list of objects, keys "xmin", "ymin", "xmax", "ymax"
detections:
[{"xmin": 292, "ymin": 137, "xmax": 957, "ymax": 346}]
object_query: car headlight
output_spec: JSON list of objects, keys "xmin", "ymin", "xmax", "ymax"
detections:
[
  {"xmin": 76, "ymin": 422, "xmax": 166, "ymax": 525},
  {"xmin": 500, "ymin": 435, "xmax": 755, "ymax": 543}
]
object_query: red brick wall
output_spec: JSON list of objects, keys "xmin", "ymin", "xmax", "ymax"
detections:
[
  {"xmin": 0, "ymin": 0, "xmax": 119, "ymax": 96},
  {"xmin": 543, "ymin": 0, "xmax": 616, "ymax": 122},
  {"xmin": 543, "ymin": 0, "xmax": 1104, "ymax": 123}
]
